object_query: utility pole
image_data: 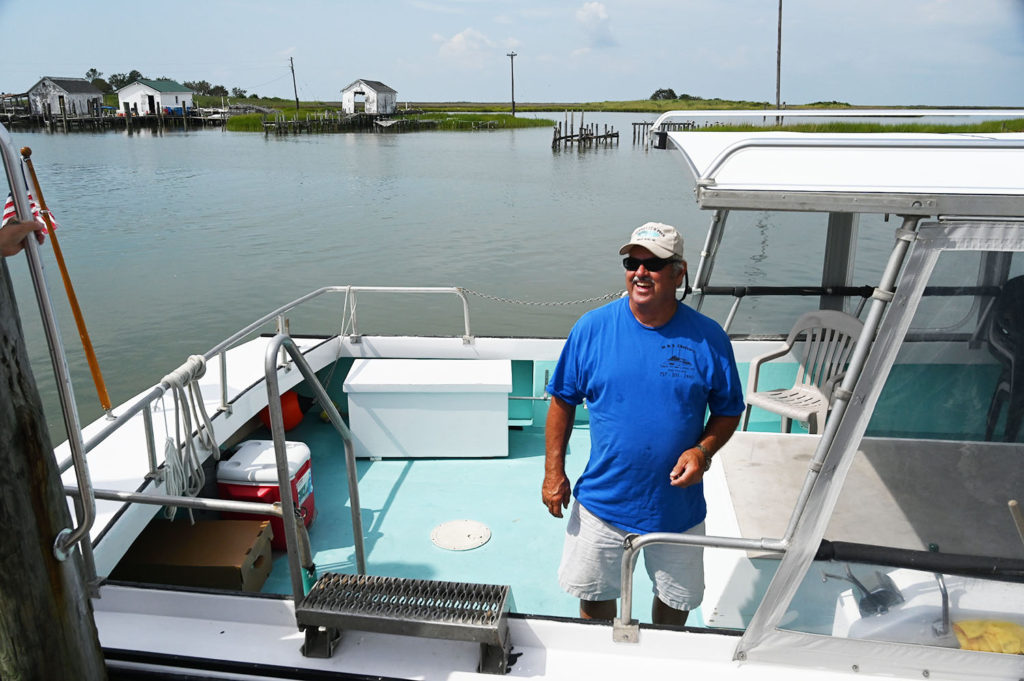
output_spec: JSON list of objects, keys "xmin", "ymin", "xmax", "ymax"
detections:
[
  {"xmin": 775, "ymin": 0, "xmax": 783, "ymax": 121},
  {"xmin": 290, "ymin": 57, "xmax": 300, "ymax": 115},
  {"xmin": 0, "ymin": 257, "xmax": 106, "ymax": 680},
  {"xmin": 506, "ymin": 52, "xmax": 517, "ymax": 116}
]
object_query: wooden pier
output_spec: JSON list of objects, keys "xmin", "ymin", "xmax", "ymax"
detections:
[
  {"xmin": 631, "ymin": 120, "xmax": 697, "ymax": 144},
  {"xmin": 1, "ymin": 110, "xmax": 223, "ymax": 133},
  {"xmin": 262, "ymin": 111, "xmax": 376, "ymax": 135},
  {"xmin": 262, "ymin": 112, "xmax": 443, "ymax": 136},
  {"xmin": 551, "ymin": 111, "xmax": 618, "ymax": 150}
]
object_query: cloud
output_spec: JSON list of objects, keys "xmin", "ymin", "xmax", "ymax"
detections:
[
  {"xmin": 576, "ymin": 2, "xmax": 616, "ymax": 48},
  {"xmin": 437, "ymin": 28, "xmax": 497, "ymax": 66}
]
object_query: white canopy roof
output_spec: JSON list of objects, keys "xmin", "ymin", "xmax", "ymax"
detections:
[{"xmin": 663, "ymin": 131, "xmax": 1024, "ymax": 216}]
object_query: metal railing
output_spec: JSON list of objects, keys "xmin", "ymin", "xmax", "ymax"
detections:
[
  {"xmin": 51, "ymin": 285, "xmax": 467, "ymax": 592},
  {"xmin": 613, "ymin": 532, "xmax": 787, "ymax": 642},
  {"xmin": 62, "ymin": 332, "xmax": 367, "ymax": 605},
  {"xmin": 262, "ymin": 333, "xmax": 366, "ymax": 602},
  {"xmin": 59, "ymin": 286, "xmax": 472, "ymax": 473}
]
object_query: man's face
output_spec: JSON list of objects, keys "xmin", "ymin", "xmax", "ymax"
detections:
[{"xmin": 624, "ymin": 245, "xmax": 685, "ymax": 310}]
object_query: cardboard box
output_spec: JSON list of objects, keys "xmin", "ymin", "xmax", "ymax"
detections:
[{"xmin": 111, "ymin": 519, "xmax": 273, "ymax": 592}]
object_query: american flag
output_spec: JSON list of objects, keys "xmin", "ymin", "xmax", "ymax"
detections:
[{"xmin": 3, "ymin": 191, "xmax": 53, "ymax": 234}]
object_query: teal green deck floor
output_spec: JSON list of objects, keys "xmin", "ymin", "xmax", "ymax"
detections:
[{"xmin": 258, "ymin": 411, "xmax": 679, "ymax": 623}]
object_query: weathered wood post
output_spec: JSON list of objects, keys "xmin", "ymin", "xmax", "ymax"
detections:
[
  {"xmin": 0, "ymin": 258, "xmax": 107, "ymax": 680},
  {"xmin": 59, "ymin": 98, "xmax": 69, "ymax": 134}
]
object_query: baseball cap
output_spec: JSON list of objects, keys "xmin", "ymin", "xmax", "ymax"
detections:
[{"xmin": 618, "ymin": 222, "xmax": 684, "ymax": 260}]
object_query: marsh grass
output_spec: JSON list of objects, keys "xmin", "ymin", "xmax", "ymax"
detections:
[
  {"xmin": 402, "ymin": 113, "xmax": 553, "ymax": 129},
  {"xmin": 225, "ymin": 114, "xmax": 265, "ymax": 132},
  {"xmin": 705, "ymin": 119, "xmax": 1024, "ymax": 133},
  {"xmin": 225, "ymin": 111, "xmax": 554, "ymax": 132},
  {"xmin": 205, "ymin": 93, "xmax": 1021, "ymax": 134}
]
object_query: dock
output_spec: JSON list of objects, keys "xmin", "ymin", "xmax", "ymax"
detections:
[
  {"xmin": 551, "ymin": 111, "xmax": 618, "ymax": 150},
  {"xmin": 262, "ymin": 112, "xmax": 440, "ymax": 135},
  {"xmin": 262, "ymin": 111, "xmax": 376, "ymax": 135},
  {"xmin": 1, "ymin": 110, "xmax": 223, "ymax": 133},
  {"xmin": 631, "ymin": 120, "xmax": 697, "ymax": 144}
]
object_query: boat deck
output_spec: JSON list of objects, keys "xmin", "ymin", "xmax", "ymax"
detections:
[
  {"xmin": 257, "ymin": 412, "xmax": 675, "ymax": 621},
  {"xmin": 254, "ymin": 405, "xmax": 1024, "ymax": 629}
]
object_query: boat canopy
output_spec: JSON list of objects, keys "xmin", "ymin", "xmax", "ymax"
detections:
[{"xmin": 661, "ymin": 131, "xmax": 1024, "ymax": 217}]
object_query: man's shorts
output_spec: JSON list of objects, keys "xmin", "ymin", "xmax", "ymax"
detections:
[{"xmin": 557, "ymin": 500, "xmax": 705, "ymax": 612}]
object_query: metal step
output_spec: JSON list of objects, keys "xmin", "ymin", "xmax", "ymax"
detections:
[{"xmin": 296, "ymin": 573, "xmax": 512, "ymax": 674}]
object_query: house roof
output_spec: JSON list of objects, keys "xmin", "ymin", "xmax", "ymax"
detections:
[
  {"xmin": 32, "ymin": 77, "xmax": 102, "ymax": 95},
  {"xmin": 122, "ymin": 79, "xmax": 192, "ymax": 93},
  {"xmin": 341, "ymin": 79, "xmax": 397, "ymax": 94}
]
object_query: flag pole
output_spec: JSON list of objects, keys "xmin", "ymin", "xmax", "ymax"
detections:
[{"xmin": 20, "ymin": 146, "xmax": 112, "ymax": 415}]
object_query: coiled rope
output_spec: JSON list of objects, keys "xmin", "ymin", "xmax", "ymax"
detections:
[{"xmin": 158, "ymin": 355, "xmax": 218, "ymax": 520}]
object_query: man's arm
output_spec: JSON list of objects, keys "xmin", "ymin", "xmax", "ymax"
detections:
[
  {"xmin": 543, "ymin": 395, "xmax": 576, "ymax": 517},
  {"xmin": 668, "ymin": 413, "xmax": 742, "ymax": 488}
]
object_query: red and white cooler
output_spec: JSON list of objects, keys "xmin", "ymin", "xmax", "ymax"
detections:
[{"xmin": 217, "ymin": 440, "xmax": 316, "ymax": 550}]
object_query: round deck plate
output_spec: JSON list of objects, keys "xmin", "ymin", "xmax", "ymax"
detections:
[{"xmin": 431, "ymin": 519, "xmax": 491, "ymax": 551}]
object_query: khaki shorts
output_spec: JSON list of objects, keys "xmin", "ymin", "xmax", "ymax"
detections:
[{"xmin": 558, "ymin": 500, "xmax": 705, "ymax": 612}]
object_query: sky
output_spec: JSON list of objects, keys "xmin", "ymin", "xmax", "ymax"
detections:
[{"xmin": 1, "ymin": 0, "xmax": 1023, "ymax": 106}]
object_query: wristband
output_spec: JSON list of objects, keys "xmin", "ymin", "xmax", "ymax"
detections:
[{"xmin": 696, "ymin": 442, "xmax": 712, "ymax": 471}]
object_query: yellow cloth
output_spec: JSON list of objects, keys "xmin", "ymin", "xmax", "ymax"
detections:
[{"xmin": 953, "ymin": 620, "xmax": 1024, "ymax": 654}]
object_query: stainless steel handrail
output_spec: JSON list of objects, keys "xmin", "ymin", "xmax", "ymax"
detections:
[
  {"xmin": 344, "ymin": 286, "xmax": 473, "ymax": 343},
  {"xmin": 264, "ymin": 333, "xmax": 366, "ymax": 604},
  {"xmin": 612, "ymin": 531, "xmax": 787, "ymax": 642},
  {"xmin": 0, "ymin": 123, "xmax": 96, "ymax": 565},
  {"xmin": 45, "ymin": 284, "xmax": 463, "ymax": 587},
  {"xmin": 61, "ymin": 285, "xmax": 474, "ymax": 471},
  {"xmin": 65, "ymin": 486, "xmax": 284, "ymax": 518}
]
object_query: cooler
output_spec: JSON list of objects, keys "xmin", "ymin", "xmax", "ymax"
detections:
[{"xmin": 217, "ymin": 440, "xmax": 315, "ymax": 550}]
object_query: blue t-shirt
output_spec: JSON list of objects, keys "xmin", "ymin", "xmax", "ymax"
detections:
[{"xmin": 546, "ymin": 297, "xmax": 744, "ymax": 534}]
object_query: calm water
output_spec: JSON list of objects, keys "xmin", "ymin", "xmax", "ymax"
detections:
[{"xmin": 3, "ymin": 113, "xmax": 889, "ymax": 440}]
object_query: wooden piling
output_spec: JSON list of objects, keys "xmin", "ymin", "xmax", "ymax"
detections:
[{"xmin": 0, "ymin": 260, "xmax": 107, "ymax": 680}]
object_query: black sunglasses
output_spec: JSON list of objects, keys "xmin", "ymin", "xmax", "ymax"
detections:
[{"xmin": 623, "ymin": 256, "xmax": 676, "ymax": 272}]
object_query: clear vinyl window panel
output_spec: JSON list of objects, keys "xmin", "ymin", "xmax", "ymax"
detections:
[
  {"xmin": 777, "ymin": 248, "xmax": 1024, "ymax": 655},
  {"xmin": 868, "ymin": 250, "xmax": 1017, "ymax": 441}
]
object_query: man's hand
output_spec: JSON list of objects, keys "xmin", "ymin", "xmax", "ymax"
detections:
[
  {"xmin": 542, "ymin": 471, "xmax": 571, "ymax": 517},
  {"xmin": 544, "ymin": 395, "xmax": 575, "ymax": 518},
  {"xmin": 0, "ymin": 219, "xmax": 45, "ymax": 257},
  {"xmin": 668, "ymin": 447, "xmax": 705, "ymax": 488}
]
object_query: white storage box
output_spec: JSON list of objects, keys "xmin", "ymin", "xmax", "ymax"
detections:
[
  {"xmin": 343, "ymin": 359, "xmax": 512, "ymax": 458},
  {"xmin": 216, "ymin": 440, "xmax": 315, "ymax": 549}
]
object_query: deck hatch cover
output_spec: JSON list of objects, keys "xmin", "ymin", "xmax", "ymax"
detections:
[{"xmin": 296, "ymin": 573, "xmax": 511, "ymax": 673}]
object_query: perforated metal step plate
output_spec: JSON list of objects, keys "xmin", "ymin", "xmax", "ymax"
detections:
[{"xmin": 296, "ymin": 573, "xmax": 512, "ymax": 674}]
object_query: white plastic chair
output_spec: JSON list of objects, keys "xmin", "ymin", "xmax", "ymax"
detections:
[{"xmin": 742, "ymin": 310, "xmax": 864, "ymax": 434}]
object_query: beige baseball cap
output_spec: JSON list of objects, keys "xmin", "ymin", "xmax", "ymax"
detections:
[{"xmin": 618, "ymin": 222, "xmax": 684, "ymax": 260}]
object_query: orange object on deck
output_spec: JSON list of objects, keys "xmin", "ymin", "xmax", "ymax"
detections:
[{"xmin": 258, "ymin": 390, "xmax": 303, "ymax": 431}]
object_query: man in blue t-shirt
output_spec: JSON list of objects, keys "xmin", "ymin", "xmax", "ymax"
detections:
[{"xmin": 543, "ymin": 222, "xmax": 744, "ymax": 625}]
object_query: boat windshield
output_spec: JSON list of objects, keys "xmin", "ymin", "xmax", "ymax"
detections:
[{"xmin": 740, "ymin": 222, "xmax": 1024, "ymax": 677}]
